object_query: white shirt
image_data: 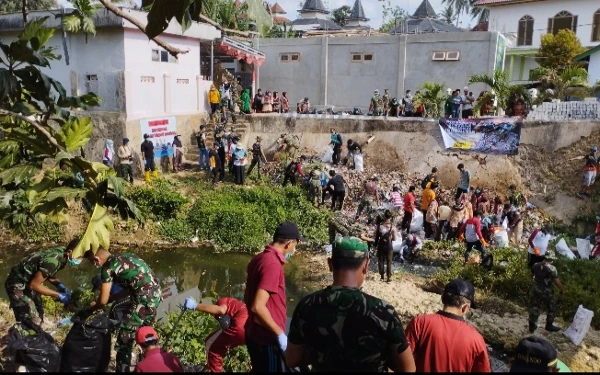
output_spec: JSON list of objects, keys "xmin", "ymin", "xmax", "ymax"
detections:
[
  {"xmin": 461, "ymin": 94, "xmax": 473, "ymax": 110},
  {"xmin": 528, "ymin": 229, "xmax": 551, "ymax": 256}
]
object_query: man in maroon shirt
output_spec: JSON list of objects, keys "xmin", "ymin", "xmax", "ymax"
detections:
[
  {"xmin": 401, "ymin": 185, "xmax": 416, "ymax": 233},
  {"xmin": 134, "ymin": 327, "xmax": 184, "ymax": 373},
  {"xmin": 459, "ymin": 210, "xmax": 490, "ymax": 263},
  {"xmin": 404, "ymin": 279, "xmax": 491, "ymax": 373},
  {"xmin": 244, "ymin": 222, "xmax": 305, "ymax": 372},
  {"xmin": 183, "ymin": 296, "xmax": 248, "ymax": 372}
]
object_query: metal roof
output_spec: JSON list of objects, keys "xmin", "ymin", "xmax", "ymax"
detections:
[
  {"xmin": 412, "ymin": 0, "xmax": 438, "ymax": 19},
  {"xmin": 390, "ymin": 18, "xmax": 462, "ymax": 34},
  {"xmin": 299, "ymin": 0, "xmax": 329, "ymax": 14},
  {"xmin": 292, "ymin": 17, "xmax": 342, "ymax": 30},
  {"xmin": 349, "ymin": 0, "xmax": 368, "ymax": 21}
]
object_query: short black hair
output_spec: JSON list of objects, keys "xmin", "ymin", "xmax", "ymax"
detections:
[
  {"xmin": 457, "ymin": 163, "xmax": 464, "ymax": 169},
  {"xmin": 331, "ymin": 256, "xmax": 367, "ymax": 271},
  {"xmin": 272, "ymin": 237, "xmax": 295, "ymax": 244},
  {"xmin": 432, "ymin": 167, "xmax": 438, "ymax": 173},
  {"xmin": 66, "ymin": 237, "xmax": 80, "ymax": 252},
  {"xmin": 474, "ymin": 209, "xmax": 483, "ymax": 217},
  {"xmin": 409, "ymin": 185, "xmax": 416, "ymax": 192},
  {"xmin": 83, "ymin": 249, "xmax": 95, "ymax": 259},
  {"xmin": 504, "ymin": 203, "xmax": 511, "ymax": 210},
  {"xmin": 442, "ymin": 293, "xmax": 470, "ymax": 307},
  {"xmin": 431, "ymin": 182, "xmax": 439, "ymax": 189},
  {"xmin": 329, "ymin": 170, "xmax": 336, "ymax": 177},
  {"xmin": 393, "ymin": 185, "xmax": 399, "ymax": 192}
]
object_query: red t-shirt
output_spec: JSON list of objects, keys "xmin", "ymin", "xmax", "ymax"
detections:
[
  {"xmin": 135, "ymin": 348, "xmax": 184, "ymax": 372},
  {"xmin": 404, "ymin": 193, "xmax": 415, "ymax": 213},
  {"xmin": 216, "ymin": 297, "xmax": 248, "ymax": 331},
  {"xmin": 244, "ymin": 246, "xmax": 287, "ymax": 346},
  {"xmin": 404, "ymin": 311, "xmax": 491, "ymax": 373}
]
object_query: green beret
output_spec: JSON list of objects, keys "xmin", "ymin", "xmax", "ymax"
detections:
[{"xmin": 332, "ymin": 237, "xmax": 368, "ymax": 258}]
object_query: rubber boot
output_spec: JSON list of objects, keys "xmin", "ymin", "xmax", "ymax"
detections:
[
  {"xmin": 528, "ymin": 321, "xmax": 537, "ymax": 333},
  {"xmin": 152, "ymin": 170, "xmax": 158, "ymax": 179},
  {"xmin": 144, "ymin": 171, "xmax": 151, "ymax": 183},
  {"xmin": 545, "ymin": 321, "xmax": 561, "ymax": 332}
]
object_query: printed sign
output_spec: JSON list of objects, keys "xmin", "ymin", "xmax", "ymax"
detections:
[
  {"xmin": 140, "ymin": 117, "xmax": 177, "ymax": 157},
  {"xmin": 495, "ymin": 33, "xmax": 507, "ymax": 72},
  {"xmin": 438, "ymin": 117, "xmax": 523, "ymax": 155}
]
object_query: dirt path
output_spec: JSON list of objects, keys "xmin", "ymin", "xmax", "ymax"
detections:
[{"xmin": 295, "ymin": 252, "xmax": 600, "ymax": 372}]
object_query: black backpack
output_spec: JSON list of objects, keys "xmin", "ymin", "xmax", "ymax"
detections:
[{"xmin": 421, "ymin": 174, "xmax": 433, "ymax": 189}]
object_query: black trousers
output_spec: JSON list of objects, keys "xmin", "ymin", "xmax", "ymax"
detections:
[
  {"xmin": 528, "ymin": 253, "xmax": 546, "ymax": 270},
  {"xmin": 331, "ymin": 190, "xmax": 345, "ymax": 211},
  {"xmin": 144, "ymin": 158, "xmax": 155, "ymax": 172},
  {"xmin": 455, "ymin": 187, "xmax": 468, "ymax": 201},
  {"xmin": 424, "ymin": 222, "xmax": 438, "ymax": 240},
  {"xmin": 246, "ymin": 336, "xmax": 286, "ymax": 373},
  {"xmin": 332, "ymin": 146, "xmax": 342, "ymax": 165},
  {"xmin": 464, "ymin": 240, "xmax": 487, "ymax": 262},
  {"xmin": 377, "ymin": 249, "xmax": 393, "ymax": 280},
  {"xmin": 282, "ymin": 173, "xmax": 296, "ymax": 186},
  {"xmin": 401, "ymin": 211, "xmax": 413, "ymax": 232},
  {"xmin": 462, "ymin": 109, "xmax": 473, "ymax": 118},
  {"xmin": 234, "ymin": 165, "xmax": 245, "ymax": 185},
  {"xmin": 211, "ymin": 168, "xmax": 220, "ymax": 184},
  {"xmin": 246, "ymin": 158, "xmax": 262, "ymax": 177}
]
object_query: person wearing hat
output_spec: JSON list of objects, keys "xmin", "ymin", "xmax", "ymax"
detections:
[
  {"xmin": 232, "ymin": 137, "xmax": 248, "ymax": 185},
  {"xmin": 286, "ymin": 237, "xmax": 416, "ymax": 372},
  {"xmin": 247, "ymin": 136, "xmax": 267, "ymax": 178},
  {"xmin": 387, "ymin": 97, "xmax": 402, "ymax": 118},
  {"xmin": 117, "ymin": 138, "xmax": 134, "ymax": 183},
  {"xmin": 444, "ymin": 88, "xmax": 453, "ymax": 118},
  {"xmin": 282, "ymin": 155, "xmax": 305, "ymax": 187},
  {"xmin": 172, "ymin": 135, "xmax": 184, "ymax": 173},
  {"xmin": 571, "ymin": 146, "xmax": 600, "ymax": 199},
  {"xmin": 402, "ymin": 90, "xmax": 413, "ymax": 117},
  {"xmin": 382, "ymin": 89, "xmax": 391, "ymax": 113},
  {"xmin": 354, "ymin": 176, "xmax": 381, "ymax": 224},
  {"xmin": 374, "ymin": 210, "xmax": 398, "ymax": 282},
  {"xmin": 529, "ymin": 252, "xmax": 565, "ymax": 333},
  {"xmin": 369, "ymin": 89, "xmax": 382, "ymax": 116},
  {"xmin": 404, "ymin": 278, "xmax": 490, "ymax": 372},
  {"xmin": 134, "ymin": 326, "xmax": 184, "ymax": 372},
  {"xmin": 461, "ymin": 87, "xmax": 475, "ymax": 119},
  {"xmin": 329, "ymin": 128, "xmax": 343, "ymax": 166},
  {"xmin": 510, "ymin": 336, "xmax": 570, "ymax": 372},
  {"xmin": 141, "ymin": 133, "xmax": 158, "ymax": 182},
  {"xmin": 527, "ymin": 224, "xmax": 554, "ymax": 269},
  {"xmin": 244, "ymin": 222, "xmax": 305, "ymax": 372}
]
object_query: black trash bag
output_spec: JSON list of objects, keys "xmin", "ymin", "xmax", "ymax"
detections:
[
  {"xmin": 352, "ymin": 108, "xmax": 363, "ymax": 116},
  {"xmin": 481, "ymin": 254, "xmax": 494, "ymax": 271},
  {"xmin": 8, "ymin": 319, "xmax": 61, "ymax": 372},
  {"xmin": 60, "ymin": 310, "xmax": 117, "ymax": 372},
  {"xmin": 109, "ymin": 296, "xmax": 134, "ymax": 323}
]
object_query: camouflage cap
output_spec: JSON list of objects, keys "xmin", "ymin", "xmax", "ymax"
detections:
[{"xmin": 332, "ymin": 237, "xmax": 368, "ymax": 259}]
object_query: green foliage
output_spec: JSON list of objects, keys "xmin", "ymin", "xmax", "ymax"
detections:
[
  {"xmin": 332, "ymin": 5, "xmax": 351, "ymax": 27},
  {"xmin": 441, "ymin": 5, "xmax": 456, "ymax": 25},
  {"xmin": 468, "ymin": 70, "xmax": 531, "ymax": 114},
  {"xmin": 186, "ymin": 182, "xmax": 331, "ymax": 252},
  {"xmin": 155, "ymin": 310, "xmax": 250, "ymax": 372},
  {"xmin": 60, "ymin": 0, "xmax": 97, "ymax": 40},
  {"xmin": 536, "ymin": 30, "xmax": 586, "ymax": 71},
  {"xmin": 378, "ymin": 5, "xmax": 407, "ymax": 33},
  {"xmin": 158, "ymin": 218, "xmax": 194, "ymax": 242},
  {"xmin": 0, "ymin": 0, "xmax": 57, "ymax": 13},
  {"xmin": 24, "ymin": 219, "xmax": 65, "ymax": 242},
  {"xmin": 413, "ymin": 82, "xmax": 446, "ymax": 118},
  {"xmin": 529, "ymin": 66, "xmax": 590, "ymax": 102},
  {"xmin": 126, "ymin": 179, "xmax": 189, "ymax": 221}
]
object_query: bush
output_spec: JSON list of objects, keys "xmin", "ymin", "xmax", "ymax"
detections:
[
  {"xmin": 24, "ymin": 219, "xmax": 65, "ymax": 243},
  {"xmin": 155, "ymin": 310, "xmax": 250, "ymax": 372},
  {"xmin": 186, "ymin": 184, "xmax": 331, "ymax": 252},
  {"xmin": 126, "ymin": 179, "xmax": 188, "ymax": 221},
  {"xmin": 157, "ymin": 217, "xmax": 195, "ymax": 243}
]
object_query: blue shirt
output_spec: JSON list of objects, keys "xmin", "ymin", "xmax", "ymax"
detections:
[{"xmin": 459, "ymin": 170, "xmax": 471, "ymax": 190}]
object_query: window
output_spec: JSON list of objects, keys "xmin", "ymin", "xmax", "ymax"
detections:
[
  {"xmin": 547, "ymin": 11, "xmax": 578, "ymax": 35},
  {"xmin": 160, "ymin": 50, "xmax": 168, "ymax": 62},
  {"xmin": 151, "ymin": 49, "xmax": 159, "ymax": 62},
  {"xmin": 432, "ymin": 51, "xmax": 461, "ymax": 61},
  {"xmin": 351, "ymin": 53, "xmax": 362, "ymax": 62},
  {"xmin": 280, "ymin": 53, "xmax": 300, "ymax": 62},
  {"xmin": 432, "ymin": 51, "xmax": 446, "ymax": 61},
  {"xmin": 445, "ymin": 51, "xmax": 460, "ymax": 60},
  {"xmin": 517, "ymin": 15, "xmax": 534, "ymax": 46},
  {"xmin": 86, "ymin": 74, "xmax": 98, "ymax": 81},
  {"xmin": 593, "ymin": 10, "xmax": 600, "ymax": 42},
  {"xmin": 152, "ymin": 48, "xmax": 177, "ymax": 63},
  {"xmin": 363, "ymin": 53, "xmax": 374, "ymax": 61},
  {"xmin": 351, "ymin": 53, "xmax": 374, "ymax": 62}
]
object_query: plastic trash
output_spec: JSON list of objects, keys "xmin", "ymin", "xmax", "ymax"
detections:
[
  {"xmin": 563, "ymin": 305, "xmax": 594, "ymax": 346},
  {"xmin": 354, "ymin": 153, "xmax": 364, "ymax": 172},
  {"xmin": 324, "ymin": 244, "xmax": 332, "ymax": 253},
  {"xmin": 554, "ymin": 239, "xmax": 575, "ymax": 260},
  {"xmin": 322, "ymin": 147, "xmax": 333, "ymax": 163},
  {"xmin": 526, "ymin": 202, "xmax": 535, "ymax": 209},
  {"xmin": 493, "ymin": 230, "xmax": 509, "ymax": 248},
  {"xmin": 575, "ymin": 238, "xmax": 591, "ymax": 260},
  {"xmin": 57, "ymin": 317, "xmax": 72, "ymax": 327},
  {"xmin": 501, "ymin": 217, "xmax": 508, "ymax": 231},
  {"xmin": 410, "ymin": 210, "xmax": 424, "ymax": 233},
  {"xmin": 8, "ymin": 320, "xmax": 61, "ymax": 372}
]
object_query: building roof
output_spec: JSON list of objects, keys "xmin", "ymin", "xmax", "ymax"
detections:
[
  {"xmin": 292, "ymin": 17, "xmax": 341, "ymax": 30},
  {"xmin": 412, "ymin": 0, "xmax": 438, "ymax": 19},
  {"xmin": 271, "ymin": 2, "xmax": 286, "ymax": 14},
  {"xmin": 389, "ymin": 17, "xmax": 462, "ymax": 34},
  {"xmin": 574, "ymin": 44, "xmax": 600, "ymax": 62},
  {"xmin": 471, "ymin": 21, "xmax": 489, "ymax": 31},
  {"xmin": 299, "ymin": 0, "xmax": 329, "ymax": 14},
  {"xmin": 474, "ymin": 0, "xmax": 542, "ymax": 6},
  {"xmin": 349, "ymin": 0, "xmax": 369, "ymax": 21},
  {"xmin": 273, "ymin": 15, "xmax": 291, "ymax": 24}
]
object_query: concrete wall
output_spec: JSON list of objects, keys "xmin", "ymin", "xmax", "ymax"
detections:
[
  {"xmin": 242, "ymin": 114, "xmax": 600, "ymax": 188},
  {"xmin": 256, "ymin": 32, "xmax": 499, "ymax": 109}
]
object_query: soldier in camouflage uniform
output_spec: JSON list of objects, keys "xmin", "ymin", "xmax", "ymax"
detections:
[
  {"xmin": 328, "ymin": 213, "xmax": 366, "ymax": 244},
  {"xmin": 309, "ymin": 166, "xmax": 323, "ymax": 207},
  {"xmin": 84, "ymin": 248, "xmax": 163, "ymax": 372},
  {"xmin": 354, "ymin": 176, "xmax": 381, "ymax": 224},
  {"xmin": 230, "ymin": 77, "xmax": 240, "ymax": 112},
  {"xmin": 529, "ymin": 252, "xmax": 565, "ymax": 334},
  {"xmin": 369, "ymin": 89, "xmax": 383, "ymax": 116},
  {"xmin": 4, "ymin": 238, "xmax": 80, "ymax": 324},
  {"xmin": 278, "ymin": 133, "xmax": 300, "ymax": 161},
  {"xmin": 286, "ymin": 237, "xmax": 416, "ymax": 372},
  {"xmin": 381, "ymin": 89, "xmax": 390, "ymax": 114}
]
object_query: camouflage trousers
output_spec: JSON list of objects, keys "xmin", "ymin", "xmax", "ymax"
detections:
[
  {"xmin": 529, "ymin": 287, "xmax": 556, "ymax": 326},
  {"xmin": 355, "ymin": 195, "xmax": 376, "ymax": 222},
  {"xmin": 116, "ymin": 288, "xmax": 162, "ymax": 372},
  {"xmin": 329, "ymin": 220, "xmax": 350, "ymax": 244},
  {"xmin": 310, "ymin": 180, "xmax": 322, "ymax": 206},
  {"xmin": 4, "ymin": 277, "xmax": 44, "ymax": 324}
]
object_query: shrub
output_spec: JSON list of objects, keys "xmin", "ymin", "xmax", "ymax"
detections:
[
  {"xmin": 24, "ymin": 220, "xmax": 65, "ymax": 243},
  {"xmin": 126, "ymin": 179, "xmax": 188, "ymax": 221},
  {"xmin": 157, "ymin": 218, "xmax": 195, "ymax": 243}
]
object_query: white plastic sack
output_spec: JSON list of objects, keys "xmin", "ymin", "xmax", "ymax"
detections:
[
  {"xmin": 354, "ymin": 153, "xmax": 364, "ymax": 172},
  {"xmin": 322, "ymin": 147, "xmax": 333, "ymax": 163},
  {"xmin": 501, "ymin": 217, "xmax": 508, "ymax": 231},
  {"xmin": 324, "ymin": 244, "xmax": 332, "ymax": 253},
  {"xmin": 494, "ymin": 230, "xmax": 509, "ymax": 248},
  {"xmin": 556, "ymin": 238, "xmax": 575, "ymax": 260},
  {"xmin": 391, "ymin": 233, "xmax": 404, "ymax": 253},
  {"xmin": 563, "ymin": 305, "xmax": 594, "ymax": 346},
  {"xmin": 410, "ymin": 210, "xmax": 423, "ymax": 233},
  {"xmin": 576, "ymin": 238, "xmax": 591, "ymax": 260}
]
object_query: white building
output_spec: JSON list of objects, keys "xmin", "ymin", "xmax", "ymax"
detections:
[
  {"xmin": 575, "ymin": 45, "xmax": 600, "ymax": 87},
  {"xmin": 476, "ymin": 0, "xmax": 600, "ymax": 83}
]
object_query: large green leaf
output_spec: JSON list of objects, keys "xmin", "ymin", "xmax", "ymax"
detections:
[
  {"xmin": 146, "ymin": 0, "xmax": 178, "ymax": 39},
  {"xmin": 0, "ymin": 164, "xmax": 41, "ymax": 186},
  {"xmin": 45, "ymin": 187, "xmax": 87, "ymax": 202},
  {"xmin": 62, "ymin": 14, "xmax": 81, "ymax": 32},
  {"xmin": 12, "ymin": 101, "xmax": 39, "ymax": 116},
  {"xmin": 30, "ymin": 28, "xmax": 55, "ymax": 51},
  {"xmin": 72, "ymin": 203, "xmax": 114, "ymax": 258},
  {"xmin": 58, "ymin": 117, "xmax": 93, "ymax": 152},
  {"xmin": 19, "ymin": 17, "xmax": 50, "ymax": 42},
  {"xmin": 0, "ymin": 68, "xmax": 20, "ymax": 101}
]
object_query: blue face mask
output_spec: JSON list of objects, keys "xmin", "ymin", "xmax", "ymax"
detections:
[
  {"xmin": 68, "ymin": 258, "xmax": 82, "ymax": 266},
  {"xmin": 285, "ymin": 251, "xmax": 295, "ymax": 261}
]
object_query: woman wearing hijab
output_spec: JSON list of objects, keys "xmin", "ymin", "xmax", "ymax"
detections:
[
  {"xmin": 448, "ymin": 199, "xmax": 467, "ymax": 240},
  {"xmin": 262, "ymin": 91, "xmax": 273, "ymax": 113},
  {"xmin": 281, "ymin": 92, "xmax": 290, "ymax": 113},
  {"xmin": 462, "ymin": 192, "xmax": 474, "ymax": 219},
  {"xmin": 172, "ymin": 135, "xmax": 183, "ymax": 172},
  {"xmin": 253, "ymin": 89, "xmax": 264, "ymax": 113},
  {"xmin": 240, "ymin": 89, "xmax": 251, "ymax": 114},
  {"xmin": 102, "ymin": 139, "xmax": 114, "ymax": 167},
  {"xmin": 272, "ymin": 91, "xmax": 280, "ymax": 113},
  {"xmin": 374, "ymin": 210, "xmax": 397, "ymax": 283}
]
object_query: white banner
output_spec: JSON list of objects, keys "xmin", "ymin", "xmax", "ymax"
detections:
[{"xmin": 140, "ymin": 117, "xmax": 177, "ymax": 157}]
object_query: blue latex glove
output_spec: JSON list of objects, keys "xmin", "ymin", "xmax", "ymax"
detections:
[
  {"xmin": 58, "ymin": 292, "xmax": 71, "ymax": 304},
  {"xmin": 58, "ymin": 317, "xmax": 72, "ymax": 327},
  {"xmin": 184, "ymin": 297, "xmax": 198, "ymax": 311},
  {"xmin": 56, "ymin": 282, "xmax": 70, "ymax": 294},
  {"xmin": 277, "ymin": 333, "xmax": 288, "ymax": 351}
]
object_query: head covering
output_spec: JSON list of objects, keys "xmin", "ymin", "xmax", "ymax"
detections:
[
  {"xmin": 592, "ymin": 146, "xmax": 598, "ymax": 152},
  {"xmin": 273, "ymin": 222, "xmax": 306, "ymax": 242},
  {"xmin": 136, "ymin": 326, "xmax": 159, "ymax": 345},
  {"xmin": 143, "ymin": 134, "xmax": 150, "ymax": 139},
  {"xmin": 447, "ymin": 88, "xmax": 452, "ymax": 93},
  {"xmin": 464, "ymin": 86, "xmax": 469, "ymax": 91},
  {"xmin": 122, "ymin": 138, "xmax": 129, "ymax": 144},
  {"xmin": 443, "ymin": 278, "xmax": 478, "ymax": 308},
  {"xmin": 105, "ymin": 139, "xmax": 114, "ymax": 153},
  {"xmin": 256, "ymin": 136, "xmax": 262, "ymax": 141},
  {"xmin": 374, "ymin": 89, "xmax": 379, "ymax": 95},
  {"xmin": 510, "ymin": 336, "xmax": 558, "ymax": 373},
  {"xmin": 332, "ymin": 237, "xmax": 369, "ymax": 259},
  {"xmin": 542, "ymin": 223, "xmax": 554, "ymax": 234}
]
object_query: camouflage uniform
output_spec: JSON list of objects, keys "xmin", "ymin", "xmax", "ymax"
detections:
[
  {"xmin": 371, "ymin": 95, "xmax": 382, "ymax": 116},
  {"xmin": 288, "ymin": 286, "xmax": 409, "ymax": 372},
  {"xmin": 355, "ymin": 181, "xmax": 379, "ymax": 223},
  {"xmin": 283, "ymin": 135, "xmax": 299, "ymax": 160},
  {"xmin": 4, "ymin": 247, "xmax": 67, "ymax": 323},
  {"xmin": 529, "ymin": 261, "xmax": 558, "ymax": 328},
  {"xmin": 310, "ymin": 169, "xmax": 323, "ymax": 207},
  {"xmin": 101, "ymin": 253, "xmax": 162, "ymax": 372},
  {"xmin": 381, "ymin": 91, "xmax": 390, "ymax": 113},
  {"xmin": 230, "ymin": 80, "xmax": 239, "ymax": 111},
  {"xmin": 328, "ymin": 216, "xmax": 363, "ymax": 244}
]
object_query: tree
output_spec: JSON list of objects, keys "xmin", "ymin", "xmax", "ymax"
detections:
[
  {"xmin": 469, "ymin": 0, "xmax": 489, "ymax": 24},
  {"xmin": 413, "ymin": 82, "xmax": 447, "ymax": 118},
  {"xmin": 0, "ymin": 0, "xmax": 56, "ymax": 13},
  {"xmin": 531, "ymin": 66, "xmax": 590, "ymax": 101},
  {"xmin": 442, "ymin": 0, "xmax": 468, "ymax": 26},
  {"xmin": 266, "ymin": 23, "xmax": 298, "ymax": 38},
  {"xmin": 441, "ymin": 5, "xmax": 456, "ymax": 25},
  {"xmin": 536, "ymin": 29, "xmax": 586, "ymax": 71},
  {"xmin": 332, "ymin": 5, "xmax": 351, "ymax": 27},
  {"xmin": 0, "ymin": 17, "xmax": 142, "ymax": 258},
  {"xmin": 468, "ymin": 70, "xmax": 531, "ymax": 115},
  {"xmin": 379, "ymin": 6, "xmax": 407, "ymax": 34}
]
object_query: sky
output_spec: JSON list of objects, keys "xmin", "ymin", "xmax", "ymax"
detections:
[{"xmin": 56, "ymin": 0, "xmax": 476, "ymax": 30}]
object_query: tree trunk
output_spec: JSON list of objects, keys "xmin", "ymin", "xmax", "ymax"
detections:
[{"xmin": 22, "ymin": 0, "xmax": 29, "ymax": 23}]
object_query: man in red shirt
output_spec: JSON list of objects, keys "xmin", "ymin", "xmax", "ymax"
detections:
[
  {"xmin": 404, "ymin": 279, "xmax": 490, "ymax": 372},
  {"xmin": 134, "ymin": 326, "xmax": 184, "ymax": 373},
  {"xmin": 459, "ymin": 210, "xmax": 490, "ymax": 263},
  {"xmin": 244, "ymin": 222, "xmax": 305, "ymax": 372},
  {"xmin": 183, "ymin": 296, "xmax": 248, "ymax": 372},
  {"xmin": 401, "ymin": 185, "xmax": 416, "ymax": 233}
]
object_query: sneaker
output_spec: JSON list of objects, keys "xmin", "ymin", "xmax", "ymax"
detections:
[
  {"xmin": 528, "ymin": 321, "xmax": 537, "ymax": 333},
  {"xmin": 545, "ymin": 323, "xmax": 561, "ymax": 332}
]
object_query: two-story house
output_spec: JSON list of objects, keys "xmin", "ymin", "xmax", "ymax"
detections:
[{"xmin": 476, "ymin": 0, "xmax": 600, "ymax": 84}]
